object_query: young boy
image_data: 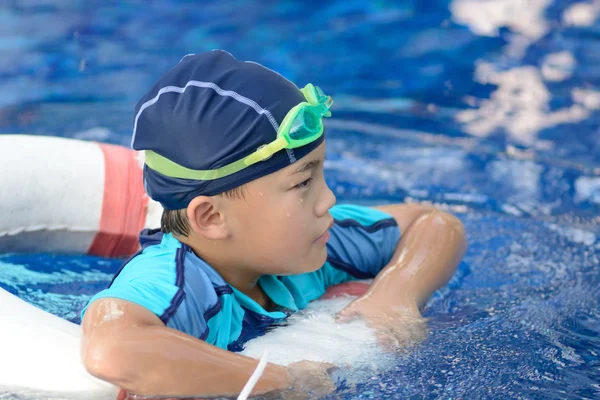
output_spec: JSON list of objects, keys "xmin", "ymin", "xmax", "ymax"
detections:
[{"xmin": 81, "ymin": 50, "xmax": 467, "ymax": 399}]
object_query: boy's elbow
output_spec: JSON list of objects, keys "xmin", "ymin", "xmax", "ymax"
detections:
[
  {"xmin": 82, "ymin": 335, "xmax": 134, "ymax": 387},
  {"xmin": 408, "ymin": 207, "xmax": 467, "ymax": 256},
  {"xmin": 83, "ymin": 338, "xmax": 118, "ymax": 382},
  {"xmin": 400, "ymin": 205, "xmax": 466, "ymax": 239},
  {"xmin": 433, "ymin": 209, "xmax": 465, "ymax": 233},
  {"xmin": 430, "ymin": 209, "xmax": 468, "ymax": 254}
]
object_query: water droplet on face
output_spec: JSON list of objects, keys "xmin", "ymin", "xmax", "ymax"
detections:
[
  {"xmin": 300, "ymin": 198, "xmax": 304, "ymax": 203},
  {"xmin": 286, "ymin": 212, "xmax": 291, "ymax": 217},
  {"xmin": 258, "ymin": 192, "xmax": 264, "ymax": 197}
]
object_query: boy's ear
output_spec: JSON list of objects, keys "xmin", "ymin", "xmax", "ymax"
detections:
[{"xmin": 186, "ymin": 196, "xmax": 228, "ymax": 239}]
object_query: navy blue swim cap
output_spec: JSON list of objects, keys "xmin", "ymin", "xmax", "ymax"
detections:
[{"xmin": 131, "ymin": 50, "xmax": 324, "ymax": 210}]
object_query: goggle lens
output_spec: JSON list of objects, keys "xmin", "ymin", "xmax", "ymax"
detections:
[{"xmin": 289, "ymin": 108, "xmax": 322, "ymax": 140}]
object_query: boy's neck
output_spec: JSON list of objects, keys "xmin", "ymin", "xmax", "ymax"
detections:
[
  {"xmin": 221, "ymin": 269, "xmax": 276, "ymax": 312},
  {"xmin": 176, "ymin": 234, "xmax": 274, "ymax": 310}
]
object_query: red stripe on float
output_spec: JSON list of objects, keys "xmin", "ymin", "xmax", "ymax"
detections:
[
  {"xmin": 87, "ymin": 143, "xmax": 148, "ymax": 258},
  {"xmin": 321, "ymin": 282, "xmax": 370, "ymax": 299}
]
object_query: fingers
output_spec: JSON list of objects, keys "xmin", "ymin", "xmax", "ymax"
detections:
[
  {"xmin": 334, "ymin": 309, "xmax": 356, "ymax": 323},
  {"xmin": 373, "ymin": 319, "xmax": 429, "ymax": 352},
  {"xmin": 286, "ymin": 360, "xmax": 337, "ymax": 397},
  {"xmin": 334, "ymin": 300, "xmax": 364, "ymax": 323}
]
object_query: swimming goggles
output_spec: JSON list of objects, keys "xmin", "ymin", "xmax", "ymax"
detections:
[{"xmin": 144, "ymin": 83, "xmax": 333, "ymax": 180}]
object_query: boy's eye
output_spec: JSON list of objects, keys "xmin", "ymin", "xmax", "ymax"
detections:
[{"xmin": 295, "ymin": 177, "xmax": 313, "ymax": 189}]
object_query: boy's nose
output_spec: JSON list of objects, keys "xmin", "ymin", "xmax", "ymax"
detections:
[{"xmin": 316, "ymin": 182, "xmax": 336, "ymax": 216}]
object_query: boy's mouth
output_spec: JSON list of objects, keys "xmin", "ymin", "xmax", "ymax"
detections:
[{"xmin": 314, "ymin": 220, "xmax": 334, "ymax": 244}]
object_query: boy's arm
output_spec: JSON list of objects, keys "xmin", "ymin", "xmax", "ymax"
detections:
[
  {"xmin": 82, "ymin": 298, "xmax": 292, "ymax": 398},
  {"xmin": 372, "ymin": 204, "xmax": 466, "ymax": 308},
  {"xmin": 337, "ymin": 204, "xmax": 467, "ymax": 331}
]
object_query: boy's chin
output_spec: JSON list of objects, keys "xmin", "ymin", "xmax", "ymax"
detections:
[
  {"xmin": 305, "ymin": 249, "xmax": 328, "ymax": 272},
  {"xmin": 278, "ymin": 253, "xmax": 327, "ymax": 276}
]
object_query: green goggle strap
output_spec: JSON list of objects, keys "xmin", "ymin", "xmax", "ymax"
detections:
[{"xmin": 145, "ymin": 149, "xmax": 254, "ymax": 180}]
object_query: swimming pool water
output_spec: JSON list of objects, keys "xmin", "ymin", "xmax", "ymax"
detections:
[{"xmin": 1, "ymin": 0, "xmax": 599, "ymax": 398}]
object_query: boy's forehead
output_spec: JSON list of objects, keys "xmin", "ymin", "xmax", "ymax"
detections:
[
  {"xmin": 284, "ymin": 142, "xmax": 326, "ymax": 176},
  {"xmin": 287, "ymin": 159, "xmax": 321, "ymax": 176}
]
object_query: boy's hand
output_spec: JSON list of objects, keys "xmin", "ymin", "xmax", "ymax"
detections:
[
  {"xmin": 336, "ymin": 295, "xmax": 428, "ymax": 351},
  {"xmin": 277, "ymin": 360, "xmax": 337, "ymax": 399}
]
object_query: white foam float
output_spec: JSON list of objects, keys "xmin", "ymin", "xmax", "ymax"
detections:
[{"xmin": 0, "ymin": 287, "xmax": 118, "ymax": 399}]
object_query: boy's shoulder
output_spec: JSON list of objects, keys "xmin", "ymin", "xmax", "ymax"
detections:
[
  {"xmin": 84, "ymin": 229, "xmax": 224, "ymax": 329},
  {"xmin": 115, "ymin": 230, "xmax": 181, "ymax": 279}
]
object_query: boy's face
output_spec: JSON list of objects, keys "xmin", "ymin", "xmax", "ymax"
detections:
[{"xmin": 223, "ymin": 141, "xmax": 336, "ymax": 276}]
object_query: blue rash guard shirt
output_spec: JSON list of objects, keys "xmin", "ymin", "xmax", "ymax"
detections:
[{"xmin": 82, "ymin": 204, "xmax": 401, "ymax": 351}]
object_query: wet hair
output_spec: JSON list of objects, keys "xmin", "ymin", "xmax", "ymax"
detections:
[{"xmin": 161, "ymin": 186, "xmax": 247, "ymax": 236}]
